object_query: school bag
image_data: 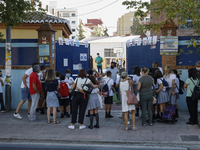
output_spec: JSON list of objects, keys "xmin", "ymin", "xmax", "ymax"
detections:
[
  {"xmin": 58, "ymin": 82, "xmax": 69, "ymax": 97},
  {"xmin": 176, "ymin": 79, "xmax": 185, "ymax": 95},
  {"xmin": 162, "ymin": 104, "xmax": 176, "ymax": 124},
  {"xmin": 102, "ymin": 79, "xmax": 111, "ymax": 97},
  {"xmin": 160, "ymin": 78, "xmax": 169, "ymax": 91},
  {"xmin": 190, "ymin": 78, "xmax": 200, "ymax": 101}
]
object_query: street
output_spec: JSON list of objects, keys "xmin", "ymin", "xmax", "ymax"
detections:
[{"xmin": 0, "ymin": 143, "xmax": 189, "ymax": 150}]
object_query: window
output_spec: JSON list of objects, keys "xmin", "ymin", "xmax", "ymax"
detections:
[
  {"xmin": 72, "ymin": 36, "xmax": 75, "ymax": 39},
  {"xmin": 63, "ymin": 13, "xmax": 69, "ymax": 17},
  {"xmin": 72, "ymin": 21, "xmax": 76, "ymax": 24},
  {"xmin": 72, "ymin": 13, "xmax": 75, "ymax": 17},
  {"xmin": 104, "ymin": 49, "xmax": 117, "ymax": 57},
  {"xmin": 146, "ymin": 18, "xmax": 150, "ymax": 22},
  {"xmin": 179, "ymin": 20, "xmax": 193, "ymax": 29},
  {"xmin": 72, "ymin": 29, "xmax": 76, "ymax": 32},
  {"xmin": 106, "ymin": 59, "xmax": 111, "ymax": 68},
  {"xmin": 130, "ymin": 18, "xmax": 133, "ymax": 21}
]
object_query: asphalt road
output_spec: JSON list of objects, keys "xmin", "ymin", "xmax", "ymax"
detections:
[{"xmin": 0, "ymin": 143, "xmax": 189, "ymax": 150}]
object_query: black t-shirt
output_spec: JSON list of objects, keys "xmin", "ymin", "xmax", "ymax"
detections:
[{"xmin": 44, "ymin": 79, "xmax": 58, "ymax": 92}]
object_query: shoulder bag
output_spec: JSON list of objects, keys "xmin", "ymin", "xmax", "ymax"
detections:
[
  {"xmin": 82, "ymin": 78, "xmax": 94, "ymax": 94},
  {"xmin": 50, "ymin": 81, "xmax": 62, "ymax": 100},
  {"xmin": 126, "ymin": 81, "xmax": 138, "ymax": 105},
  {"xmin": 189, "ymin": 78, "xmax": 200, "ymax": 101}
]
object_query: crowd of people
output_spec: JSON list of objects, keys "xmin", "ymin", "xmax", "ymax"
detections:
[{"xmin": 0, "ymin": 53, "xmax": 199, "ymax": 131}]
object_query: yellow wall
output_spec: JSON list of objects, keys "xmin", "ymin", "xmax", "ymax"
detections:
[{"xmin": 0, "ymin": 29, "xmax": 63, "ymax": 40}]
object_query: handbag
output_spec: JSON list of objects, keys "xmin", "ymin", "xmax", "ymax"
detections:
[
  {"xmin": 54, "ymin": 91, "xmax": 62, "ymax": 100},
  {"xmin": 126, "ymin": 83, "xmax": 138, "ymax": 105},
  {"xmin": 97, "ymin": 94, "xmax": 103, "ymax": 109},
  {"xmin": 189, "ymin": 78, "xmax": 200, "ymax": 101},
  {"xmin": 82, "ymin": 79, "xmax": 94, "ymax": 94},
  {"xmin": 136, "ymin": 93, "xmax": 140, "ymax": 102},
  {"xmin": 153, "ymin": 96, "xmax": 157, "ymax": 104}
]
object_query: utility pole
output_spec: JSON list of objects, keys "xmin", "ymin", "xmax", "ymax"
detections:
[{"xmin": 5, "ymin": 27, "xmax": 11, "ymax": 110}]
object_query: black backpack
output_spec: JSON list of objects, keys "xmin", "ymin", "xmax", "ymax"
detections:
[
  {"xmin": 190, "ymin": 78, "xmax": 200, "ymax": 101},
  {"xmin": 102, "ymin": 79, "xmax": 111, "ymax": 97},
  {"xmin": 176, "ymin": 79, "xmax": 185, "ymax": 95}
]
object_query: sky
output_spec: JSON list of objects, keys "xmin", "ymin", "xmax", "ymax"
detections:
[{"xmin": 40, "ymin": 0, "xmax": 135, "ymax": 36}]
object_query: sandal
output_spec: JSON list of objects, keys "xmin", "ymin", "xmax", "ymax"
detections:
[
  {"xmin": 125, "ymin": 127, "xmax": 129, "ymax": 131},
  {"xmin": 149, "ymin": 123, "xmax": 153, "ymax": 126},
  {"xmin": 53, "ymin": 120, "xmax": 61, "ymax": 124},
  {"xmin": 139, "ymin": 123, "xmax": 145, "ymax": 126},
  {"xmin": 132, "ymin": 127, "xmax": 138, "ymax": 131},
  {"xmin": 48, "ymin": 120, "xmax": 51, "ymax": 124}
]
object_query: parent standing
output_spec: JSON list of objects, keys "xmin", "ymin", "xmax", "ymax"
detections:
[
  {"xmin": 95, "ymin": 53, "xmax": 103, "ymax": 73},
  {"xmin": 137, "ymin": 67, "xmax": 153, "ymax": 126},
  {"xmin": 45, "ymin": 69, "xmax": 60, "ymax": 124},
  {"xmin": 68, "ymin": 69, "xmax": 98, "ymax": 130},
  {"xmin": 29, "ymin": 65, "xmax": 42, "ymax": 122}
]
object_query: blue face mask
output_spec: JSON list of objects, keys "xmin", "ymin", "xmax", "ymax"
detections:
[{"xmin": 66, "ymin": 74, "xmax": 71, "ymax": 77}]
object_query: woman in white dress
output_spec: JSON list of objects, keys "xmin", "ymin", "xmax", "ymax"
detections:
[{"xmin": 119, "ymin": 72, "xmax": 138, "ymax": 131}]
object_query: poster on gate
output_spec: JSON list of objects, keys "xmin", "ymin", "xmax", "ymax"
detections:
[
  {"xmin": 132, "ymin": 38, "xmax": 135, "ymax": 46},
  {"xmin": 85, "ymin": 41, "xmax": 88, "ymax": 48},
  {"xmin": 126, "ymin": 40, "xmax": 130, "ymax": 47},
  {"xmin": 148, "ymin": 37, "xmax": 152, "ymax": 45},
  {"xmin": 58, "ymin": 37, "xmax": 63, "ymax": 45},
  {"xmin": 137, "ymin": 38, "xmax": 141, "ymax": 46},
  {"xmin": 76, "ymin": 39, "xmax": 79, "ymax": 47},
  {"xmin": 70, "ymin": 39, "xmax": 74, "ymax": 46},
  {"xmin": 151, "ymin": 36, "xmax": 157, "ymax": 49},
  {"xmin": 143, "ymin": 37, "xmax": 147, "ymax": 46},
  {"xmin": 64, "ymin": 38, "xmax": 69, "ymax": 45}
]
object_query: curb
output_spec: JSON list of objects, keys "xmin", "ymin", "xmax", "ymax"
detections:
[{"xmin": 1, "ymin": 138, "xmax": 200, "ymax": 148}]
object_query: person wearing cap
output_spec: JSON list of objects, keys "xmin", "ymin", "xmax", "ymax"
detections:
[
  {"xmin": 95, "ymin": 53, "xmax": 103, "ymax": 73},
  {"xmin": 118, "ymin": 72, "xmax": 138, "ymax": 131}
]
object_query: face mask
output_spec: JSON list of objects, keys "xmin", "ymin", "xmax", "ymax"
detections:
[
  {"xmin": 140, "ymin": 72, "xmax": 142, "ymax": 76},
  {"xmin": 97, "ymin": 55, "xmax": 99, "ymax": 57},
  {"xmin": 66, "ymin": 74, "xmax": 71, "ymax": 77},
  {"xmin": 111, "ymin": 66, "xmax": 114, "ymax": 69},
  {"xmin": 196, "ymin": 67, "xmax": 200, "ymax": 71},
  {"xmin": 43, "ymin": 70, "xmax": 46, "ymax": 73}
]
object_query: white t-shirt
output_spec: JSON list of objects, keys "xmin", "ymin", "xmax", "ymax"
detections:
[
  {"xmin": 91, "ymin": 87, "xmax": 99, "ymax": 94},
  {"xmin": 20, "ymin": 68, "xmax": 33, "ymax": 88},
  {"xmin": 65, "ymin": 77, "xmax": 74, "ymax": 90},
  {"xmin": 118, "ymin": 60, "xmax": 122, "ymax": 65},
  {"xmin": 156, "ymin": 77, "xmax": 163, "ymax": 87},
  {"xmin": 175, "ymin": 77, "xmax": 180, "ymax": 93},
  {"xmin": 116, "ymin": 76, "xmax": 120, "ymax": 85},
  {"xmin": 56, "ymin": 77, "xmax": 60, "ymax": 84},
  {"xmin": 74, "ymin": 78, "xmax": 91, "ymax": 91},
  {"xmin": 38, "ymin": 71, "xmax": 43, "ymax": 81},
  {"xmin": 104, "ymin": 77, "xmax": 114, "ymax": 96},
  {"xmin": 158, "ymin": 67, "xmax": 163, "ymax": 75},
  {"xmin": 0, "ymin": 77, "xmax": 3, "ymax": 93},
  {"xmin": 132, "ymin": 75, "xmax": 141, "ymax": 85},
  {"xmin": 164, "ymin": 74, "xmax": 176, "ymax": 87}
]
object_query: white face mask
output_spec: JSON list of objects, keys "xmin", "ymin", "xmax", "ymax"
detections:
[{"xmin": 196, "ymin": 67, "xmax": 200, "ymax": 71}]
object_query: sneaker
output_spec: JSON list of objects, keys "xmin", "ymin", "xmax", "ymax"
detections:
[
  {"xmin": 14, "ymin": 113, "xmax": 22, "ymax": 119},
  {"xmin": 27, "ymin": 113, "xmax": 30, "ymax": 119},
  {"xmin": 1, "ymin": 109, "xmax": 8, "ymax": 113},
  {"xmin": 108, "ymin": 114, "xmax": 114, "ymax": 118},
  {"xmin": 65, "ymin": 113, "xmax": 70, "ymax": 118},
  {"xmin": 68, "ymin": 125, "xmax": 75, "ymax": 130},
  {"xmin": 79, "ymin": 125, "xmax": 86, "ymax": 129},
  {"xmin": 60, "ymin": 113, "xmax": 64, "ymax": 118}
]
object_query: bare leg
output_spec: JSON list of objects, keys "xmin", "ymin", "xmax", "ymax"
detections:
[
  {"xmin": 132, "ymin": 110, "xmax": 136, "ymax": 128},
  {"xmin": 15, "ymin": 100, "xmax": 26, "ymax": 113},
  {"xmin": 28, "ymin": 99, "xmax": 32, "ymax": 114},
  {"xmin": 94, "ymin": 108, "xmax": 98, "ymax": 114},
  {"xmin": 42, "ymin": 100, "xmax": 46, "ymax": 107},
  {"xmin": 66, "ymin": 106, "xmax": 69, "ymax": 113},
  {"xmin": 105, "ymin": 104, "xmax": 107, "ymax": 112},
  {"xmin": 108, "ymin": 104, "xmax": 111, "ymax": 112},
  {"xmin": 47, "ymin": 107, "xmax": 51, "ymax": 121},
  {"xmin": 53, "ymin": 107, "xmax": 57, "ymax": 122},
  {"xmin": 124, "ymin": 112, "xmax": 128, "ymax": 129},
  {"xmin": 60, "ymin": 106, "xmax": 63, "ymax": 114}
]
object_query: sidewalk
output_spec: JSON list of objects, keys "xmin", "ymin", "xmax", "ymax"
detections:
[{"xmin": 0, "ymin": 108, "xmax": 200, "ymax": 148}]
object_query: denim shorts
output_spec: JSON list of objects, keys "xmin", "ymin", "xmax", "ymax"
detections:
[{"xmin": 21, "ymin": 88, "xmax": 31, "ymax": 100}]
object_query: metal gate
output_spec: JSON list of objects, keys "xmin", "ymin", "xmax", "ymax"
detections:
[
  {"xmin": 56, "ymin": 42, "xmax": 90, "ymax": 79},
  {"xmin": 126, "ymin": 42, "xmax": 161, "ymax": 74}
]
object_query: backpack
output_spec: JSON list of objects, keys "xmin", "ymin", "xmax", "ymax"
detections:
[
  {"xmin": 102, "ymin": 79, "xmax": 111, "ymax": 97},
  {"xmin": 162, "ymin": 104, "xmax": 176, "ymax": 124},
  {"xmin": 58, "ymin": 82, "xmax": 69, "ymax": 97},
  {"xmin": 190, "ymin": 78, "xmax": 200, "ymax": 101},
  {"xmin": 176, "ymin": 79, "xmax": 185, "ymax": 94},
  {"xmin": 160, "ymin": 78, "xmax": 169, "ymax": 91},
  {"xmin": 82, "ymin": 79, "xmax": 94, "ymax": 94}
]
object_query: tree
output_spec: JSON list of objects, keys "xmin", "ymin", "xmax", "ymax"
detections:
[
  {"xmin": 103, "ymin": 27, "xmax": 109, "ymax": 36},
  {"xmin": 122, "ymin": 0, "xmax": 200, "ymax": 53},
  {"xmin": 77, "ymin": 22, "xmax": 85, "ymax": 41},
  {"xmin": 131, "ymin": 17, "xmax": 142, "ymax": 35},
  {"xmin": 92, "ymin": 26, "xmax": 103, "ymax": 37},
  {"xmin": 0, "ymin": 0, "xmax": 45, "ymax": 39}
]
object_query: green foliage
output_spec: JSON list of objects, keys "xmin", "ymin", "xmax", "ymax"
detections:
[
  {"xmin": 77, "ymin": 22, "xmax": 85, "ymax": 41},
  {"xmin": 122, "ymin": 0, "xmax": 200, "ymax": 54},
  {"xmin": 103, "ymin": 27, "xmax": 109, "ymax": 36},
  {"xmin": 0, "ymin": 0, "xmax": 45, "ymax": 39},
  {"xmin": 92, "ymin": 26, "xmax": 103, "ymax": 37},
  {"xmin": 131, "ymin": 17, "xmax": 143, "ymax": 35}
]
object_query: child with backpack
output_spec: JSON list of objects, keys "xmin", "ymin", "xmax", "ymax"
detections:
[
  {"xmin": 154, "ymin": 70, "xmax": 169, "ymax": 122},
  {"xmin": 102, "ymin": 71, "xmax": 117, "ymax": 118},
  {"xmin": 59, "ymin": 74, "xmax": 70, "ymax": 118},
  {"xmin": 172, "ymin": 69, "xmax": 180, "ymax": 118}
]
